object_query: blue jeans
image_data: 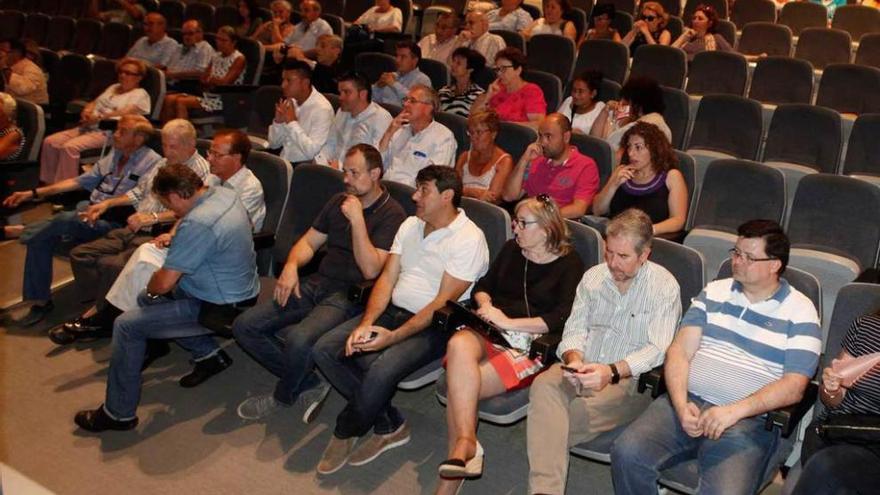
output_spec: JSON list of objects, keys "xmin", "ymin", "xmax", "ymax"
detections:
[
  {"xmin": 791, "ymin": 444, "xmax": 880, "ymax": 495},
  {"xmin": 232, "ymin": 275, "xmax": 361, "ymax": 405},
  {"xmin": 21, "ymin": 208, "xmax": 116, "ymax": 301},
  {"xmin": 104, "ymin": 295, "xmax": 219, "ymax": 419},
  {"xmin": 610, "ymin": 394, "xmax": 781, "ymax": 495},
  {"xmin": 312, "ymin": 305, "xmax": 448, "ymax": 439}
]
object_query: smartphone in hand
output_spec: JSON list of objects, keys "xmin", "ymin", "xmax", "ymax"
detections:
[{"xmin": 560, "ymin": 365, "xmax": 581, "ymax": 374}]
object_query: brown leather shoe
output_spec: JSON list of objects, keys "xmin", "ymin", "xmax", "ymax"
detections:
[{"xmin": 317, "ymin": 435, "xmax": 355, "ymax": 475}]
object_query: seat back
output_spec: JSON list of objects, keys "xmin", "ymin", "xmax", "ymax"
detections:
[
  {"xmin": 418, "ymin": 58, "xmax": 450, "ymax": 90},
  {"xmin": 629, "ymin": 44, "xmax": 687, "ymax": 89},
  {"xmin": 855, "ymin": 33, "xmax": 880, "ymax": 70},
  {"xmin": 612, "ymin": 10, "xmax": 634, "ymax": 36},
  {"xmin": 343, "ymin": 0, "xmax": 372, "ymax": 21},
  {"xmin": 0, "ymin": 10, "xmax": 25, "ymax": 39},
  {"xmin": 45, "ymin": 15, "xmax": 76, "ymax": 52},
  {"xmin": 48, "ymin": 53, "xmax": 92, "ymax": 106},
  {"xmin": 86, "ymin": 57, "xmax": 119, "ymax": 101},
  {"xmin": 831, "ymin": 5, "xmax": 880, "ymax": 42},
  {"xmin": 717, "ymin": 259, "xmax": 822, "ymax": 320},
  {"xmin": 660, "ymin": 86, "xmax": 690, "ymax": 150},
  {"xmin": 522, "ymin": 69, "xmax": 562, "ymax": 113},
  {"xmin": 236, "ymin": 37, "xmax": 265, "ymax": 85},
  {"xmin": 570, "ymin": 133, "xmax": 612, "ymax": 188},
  {"xmin": 824, "ymin": 283, "xmax": 880, "ymax": 369},
  {"xmin": 574, "ymin": 39, "xmax": 629, "ymax": 84},
  {"xmin": 748, "ymin": 56, "xmax": 814, "ymax": 105},
  {"xmin": 14, "ymin": 97, "xmax": 45, "ymax": 162},
  {"xmin": 142, "ymin": 66, "xmax": 166, "ymax": 121},
  {"xmin": 36, "ymin": 0, "xmax": 61, "ymax": 14},
  {"xmin": 391, "ymin": 0, "xmax": 413, "ymax": 35},
  {"xmin": 38, "ymin": 48, "xmax": 59, "ymax": 78},
  {"xmin": 496, "ymin": 122, "xmax": 537, "ymax": 163},
  {"xmin": 675, "ymin": 150, "xmax": 697, "ymax": 229},
  {"xmin": 214, "ymin": 5, "xmax": 240, "ymax": 30},
  {"xmin": 184, "ymin": 2, "xmax": 216, "ymax": 32},
  {"xmin": 655, "ymin": 0, "xmax": 680, "ymax": 17},
  {"xmin": 795, "ymin": 27, "xmax": 853, "ymax": 71},
  {"xmin": 597, "ymin": 77, "xmax": 621, "ymax": 102},
  {"xmin": 779, "ymin": 1, "xmax": 827, "ymax": 36},
  {"xmin": 565, "ymin": 221, "xmax": 602, "ymax": 272},
  {"xmin": 159, "ymin": 0, "xmax": 186, "ymax": 28},
  {"xmin": 736, "ymin": 21, "xmax": 792, "ymax": 57},
  {"xmin": 649, "ymin": 238, "xmax": 705, "ymax": 310},
  {"xmin": 460, "ymin": 197, "xmax": 511, "ymax": 263},
  {"xmin": 598, "ymin": 0, "xmax": 635, "ymax": 15},
  {"xmin": 688, "ymin": 94, "xmax": 763, "ymax": 159},
  {"xmin": 22, "ymin": 12, "xmax": 50, "ymax": 46},
  {"xmin": 788, "ymin": 174, "xmax": 880, "ymax": 269},
  {"xmin": 434, "ymin": 111, "xmax": 470, "ymax": 157},
  {"xmin": 763, "ymin": 103, "xmax": 842, "ymax": 174},
  {"xmin": 841, "ymin": 114, "xmax": 880, "ymax": 177},
  {"xmin": 321, "ymin": 0, "xmax": 346, "ymax": 16},
  {"xmin": 527, "ymin": 34, "xmax": 577, "ymax": 85},
  {"xmin": 691, "ymin": 159, "xmax": 786, "ymax": 231},
  {"xmin": 70, "ymin": 18, "xmax": 103, "ymax": 55},
  {"xmin": 322, "ymin": 13, "xmax": 345, "ymax": 38},
  {"xmin": 97, "ymin": 22, "xmax": 133, "ymax": 60},
  {"xmin": 355, "ymin": 51, "xmax": 397, "ymax": 85},
  {"xmin": 247, "ymin": 151, "xmax": 293, "ymax": 238},
  {"xmin": 248, "ymin": 85, "xmax": 283, "ymax": 138},
  {"xmin": 491, "ymin": 29, "xmax": 526, "ymax": 54},
  {"xmin": 566, "ymin": 7, "xmax": 588, "ymax": 43},
  {"xmin": 686, "ymin": 50, "xmax": 748, "ymax": 96},
  {"xmin": 816, "ymin": 64, "xmax": 880, "ymax": 115},
  {"xmin": 666, "ymin": 15, "xmax": 683, "ymax": 41},
  {"xmin": 382, "ymin": 180, "xmax": 417, "ymax": 216},
  {"xmin": 683, "ymin": 0, "xmax": 728, "ymax": 22},
  {"xmin": 715, "ymin": 19, "xmax": 736, "ymax": 47},
  {"xmin": 731, "ymin": 0, "xmax": 776, "ymax": 27}
]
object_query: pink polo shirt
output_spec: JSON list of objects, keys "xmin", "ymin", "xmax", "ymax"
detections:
[
  {"xmin": 523, "ymin": 147, "xmax": 600, "ymax": 208},
  {"xmin": 489, "ymin": 82, "xmax": 547, "ymax": 122}
]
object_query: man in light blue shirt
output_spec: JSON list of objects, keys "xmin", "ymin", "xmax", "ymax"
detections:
[
  {"xmin": 165, "ymin": 20, "xmax": 214, "ymax": 88},
  {"xmin": 126, "ymin": 12, "xmax": 180, "ymax": 69},
  {"xmin": 371, "ymin": 40, "xmax": 433, "ymax": 105}
]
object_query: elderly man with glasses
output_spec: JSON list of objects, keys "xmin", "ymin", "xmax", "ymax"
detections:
[{"xmin": 458, "ymin": 11, "xmax": 506, "ymax": 68}]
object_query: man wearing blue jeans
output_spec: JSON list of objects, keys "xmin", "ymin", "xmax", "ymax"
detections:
[
  {"xmin": 232, "ymin": 144, "xmax": 406, "ymax": 423},
  {"xmin": 74, "ymin": 163, "xmax": 259, "ymax": 432},
  {"xmin": 610, "ymin": 220, "xmax": 823, "ymax": 495},
  {"xmin": 312, "ymin": 166, "xmax": 489, "ymax": 475}
]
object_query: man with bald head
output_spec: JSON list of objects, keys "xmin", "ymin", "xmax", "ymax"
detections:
[
  {"xmin": 126, "ymin": 12, "xmax": 180, "ymax": 69},
  {"xmin": 285, "ymin": 0, "xmax": 333, "ymax": 52},
  {"xmin": 165, "ymin": 19, "xmax": 214, "ymax": 89},
  {"xmin": 503, "ymin": 113, "xmax": 599, "ymax": 219},
  {"xmin": 459, "ymin": 11, "xmax": 506, "ymax": 67}
]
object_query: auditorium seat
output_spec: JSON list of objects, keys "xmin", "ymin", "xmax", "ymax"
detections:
[
  {"xmin": 418, "ymin": 58, "xmax": 450, "ymax": 90},
  {"xmin": 574, "ymin": 39, "xmax": 629, "ymax": 85},
  {"xmin": 354, "ymin": 52, "xmax": 397, "ymax": 85},
  {"xmin": 731, "ymin": 0, "xmax": 775, "ymax": 28},
  {"xmin": 736, "ymin": 21, "xmax": 792, "ymax": 58},
  {"xmin": 570, "ymin": 133, "xmax": 612, "ymax": 188},
  {"xmin": 629, "ymin": 44, "xmax": 687, "ymax": 89},
  {"xmin": 685, "ymin": 50, "xmax": 748, "ymax": 96},
  {"xmin": 748, "ymin": 56, "xmax": 814, "ymax": 105},
  {"xmin": 854, "ymin": 33, "xmax": 880, "ymax": 70},
  {"xmin": 496, "ymin": 122, "xmax": 538, "ymax": 165},
  {"xmin": 434, "ymin": 111, "xmax": 469, "ymax": 157},
  {"xmin": 815, "ymin": 64, "xmax": 880, "ymax": 115},
  {"xmin": 527, "ymin": 34, "xmax": 576, "ymax": 88},
  {"xmin": 522, "ymin": 69, "xmax": 563, "ymax": 114},
  {"xmin": 778, "ymin": 1, "xmax": 827, "ymax": 37},
  {"xmin": 183, "ymin": 2, "xmax": 216, "ymax": 32},
  {"xmin": 794, "ymin": 28, "xmax": 852, "ymax": 71},
  {"xmin": 831, "ymin": 5, "xmax": 880, "ymax": 43},
  {"xmin": 839, "ymin": 113, "xmax": 880, "ymax": 186}
]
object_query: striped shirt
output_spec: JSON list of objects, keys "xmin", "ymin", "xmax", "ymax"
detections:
[
  {"xmin": 167, "ymin": 41, "xmax": 214, "ymax": 75},
  {"xmin": 439, "ymin": 83, "xmax": 485, "ymax": 117},
  {"xmin": 825, "ymin": 314, "xmax": 880, "ymax": 418},
  {"xmin": 684, "ymin": 278, "xmax": 822, "ymax": 406},
  {"xmin": 557, "ymin": 261, "xmax": 681, "ymax": 376}
]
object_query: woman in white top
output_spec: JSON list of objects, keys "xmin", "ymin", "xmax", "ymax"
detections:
[
  {"xmin": 168, "ymin": 26, "xmax": 247, "ymax": 120},
  {"xmin": 487, "ymin": 0, "xmax": 534, "ymax": 32},
  {"xmin": 521, "ymin": 0, "xmax": 577, "ymax": 42},
  {"xmin": 557, "ymin": 70, "xmax": 606, "ymax": 135},
  {"xmin": 591, "ymin": 75, "xmax": 672, "ymax": 159},
  {"xmin": 39, "ymin": 58, "xmax": 151, "ymax": 183},
  {"xmin": 355, "ymin": 0, "xmax": 404, "ymax": 33},
  {"xmin": 454, "ymin": 109, "xmax": 513, "ymax": 204}
]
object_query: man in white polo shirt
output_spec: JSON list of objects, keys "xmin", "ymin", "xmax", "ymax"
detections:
[{"xmin": 312, "ymin": 165, "xmax": 489, "ymax": 475}]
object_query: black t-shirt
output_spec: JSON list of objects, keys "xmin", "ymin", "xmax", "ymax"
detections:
[
  {"xmin": 472, "ymin": 239, "xmax": 585, "ymax": 335},
  {"xmin": 312, "ymin": 189, "xmax": 407, "ymax": 288}
]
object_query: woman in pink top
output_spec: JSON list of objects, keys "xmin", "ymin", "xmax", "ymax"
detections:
[{"xmin": 472, "ymin": 47, "xmax": 547, "ymax": 126}]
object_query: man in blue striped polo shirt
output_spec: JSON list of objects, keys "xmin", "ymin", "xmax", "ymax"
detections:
[{"xmin": 611, "ymin": 219, "xmax": 823, "ymax": 495}]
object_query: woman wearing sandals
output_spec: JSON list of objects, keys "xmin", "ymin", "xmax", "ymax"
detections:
[{"xmin": 435, "ymin": 196, "xmax": 584, "ymax": 494}]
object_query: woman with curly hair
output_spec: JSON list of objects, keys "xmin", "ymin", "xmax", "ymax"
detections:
[
  {"xmin": 672, "ymin": 4, "xmax": 732, "ymax": 61},
  {"xmin": 591, "ymin": 121, "xmax": 688, "ymax": 236}
]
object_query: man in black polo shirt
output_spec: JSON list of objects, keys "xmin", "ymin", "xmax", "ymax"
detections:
[{"xmin": 233, "ymin": 143, "xmax": 407, "ymax": 423}]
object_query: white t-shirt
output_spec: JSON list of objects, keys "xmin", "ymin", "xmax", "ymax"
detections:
[
  {"xmin": 93, "ymin": 84, "xmax": 151, "ymax": 118},
  {"xmin": 356, "ymin": 6, "xmax": 403, "ymax": 32},
  {"xmin": 390, "ymin": 210, "xmax": 489, "ymax": 313},
  {"xmin": 557, "ymin": 97, "xmax": 606, "ymax": 135}
]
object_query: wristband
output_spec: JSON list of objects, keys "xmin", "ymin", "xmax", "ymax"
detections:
[{"xmin": 609, "ymin": 363, "xmax": 620, "ymax": 384}]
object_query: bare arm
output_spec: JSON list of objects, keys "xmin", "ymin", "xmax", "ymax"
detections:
[
  {"xmin": 147, "ymin": 267, "xmax": 183, "ymax": 295},
  {"xmin": 559, "ymin": 199, "xmax": 589, "ymax": 219},
  {"xmin": 273, "ymin": 227, "xmax": 327, "ymax": 305},
  {"xmin": 502, "ymin": 144, "xmax": 539, "ymax": 202},
  {"xmin": 359, "ymin": 252, "xmax": 402, "ymax": 327},
  {"xmin": 820, "ymin": 349, "xmax": 853, "ymax": 409},
  {"xmin": 665, "ymin": 325, "xmax": 703, "ymax": 415},
  {"xmin": 210, "ymin": 56, "xmax": 246, "ymax": 86},
  {"xmin": 652, "ymin": 168, "xmax": 687, "ymax": 235},
  {"xmin": 342, "ymin": 195, "xmax": 391, "ymax": 279},
  {"xmin": 388, "ymin": 272, "xmax": 472, "ymax": 343}
]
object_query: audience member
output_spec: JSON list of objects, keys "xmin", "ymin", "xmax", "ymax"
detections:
[
  {"xmin": 672, "ymin": 4, "xmax": 733, "ymax": 61},
  {"xmin": 790, "ymin": 312, "xmax": 880, "ymax": 495},
  {"xmin": 419, "ymin": 13, "xmax": 462, "ymax": 65},
  {"xmin": 251, "ymin": 0, "xmax": 296, "ymax": 51},
  {"xmin": 590, "ymin": 122, "xmax": 687, "ymax": 237},
  {"xmin": 0, "ymin": 38, "xmax": 48, "ymax": 105},
  {"xmin": 623, "ymin": 2, "xmax": 672, "ymax": 54},
  {"xmin": 487, "ymin": 0, "xmax": 534, "ymax": 32},
  {"xmin": 439, "ymin": 47, "xmax": 486, "ymax": 118},
  {"xmin": 372, "ymin": 41, "xmax": 432, "ymax": 106},
  {"xmin": 164, "ymin": 20, "xmax": 215, "ymax": 92},
  {"xmin": 4, "ymin": 115, "xmax": 160, "ymax": 327},
  {"xmin": 557, "ymin": 70, "xmax": 606, "ymax": 135},
  {"xmin": 126, "ymin": 13, "xmax": 180, "ymax": 69},
  {"xmin": 354, "ymin": 0, "xmax": 404, "ymax": 33},
  {"xmin": 39, "ymin": 58, "xmax": 151, "ymax": 184},
  {"xmin": 233, "ymin": 144, "xmax": 407, "ymax": 423},
  {"xmin": 523, "ymin": 0, "xmax": 578, "ymax": 42},
  {"xmin": 454, "ymin": 109, "xmax": 512, "ymax": 203},
  {"xmin": 611, "ymin": 219, "xmax": 821, "ymax": 495},
  {"xmin": 319, "ymin": 72, "xmax": 393, "ymax": 169},
  {"xmin": 268, "ymin": 61, "xmax": 335, "ymax": 165},
  {"xmin": 73, "ymin": 163, "xmax": 260, "ymax": 432},
  {"xmin": 278, "ymin": 34, "xmax": 344, "ymax": 94},
  {"xmin": 591, "ymin": 76, "xmax": 671, "ymax": 154},
  {"xmin": 311, "ymin": 165, "xmax": 489, "ymax": 474},
  {"xmin": 379, "ymin": 85, "xmax": 457, "ymax": 187},
  {"xmin": 285, "ymin": 0, "xmax": 333, "ymax": 52},
  {"xmin": 0, "ymin": 92, "xmax": 23, "ymax": 162},
  {"xmin": 527, "ymin": 208, "xmax": 680, "ymax": 494},
  {"xmin": 503, "ymin": 113, "xmax": 599, "ymax": 218},
  {"xmin": 472, "ymin": 47, "xmax": 546, "ymax": 125},
  {"xmin": 459, "ymin": 12, "xmax": 507, "ymax": 67},
  {"xmin": 584, "ymin": 3, "xmax": 621, "ymax": 42},
  {"xmin": 162, "ymin": 26, "xmax": 246, "ymax": 121},
  {"xmin": 435, "ymin": 196, "xmax": 583, "ymax": 495},
  {"xmin": 234, "ymin": 0, "xmax": 267, "ymax": 38},
  {"xmin": 51, "ymin": 129, "xmax": 265, "ymax": 346},
  {"xmin": 86, "ymin": 0, "xmax": 146, "ymax": 25}
]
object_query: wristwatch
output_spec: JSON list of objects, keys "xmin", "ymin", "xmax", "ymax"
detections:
[{"xmin": 609, "ymin": 363, "xmax": 620, "ymax": 385}]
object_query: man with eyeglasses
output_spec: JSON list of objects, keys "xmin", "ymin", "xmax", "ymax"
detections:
[
  {"xmin": 502, "ymin": 112, "xmax": 599, "ymax": 219},
  {"xmin": 378, "ymin": 84, "xmax": 457, "ymax": 187},
  {"xmin": 126, "ymin": 13, "xmax": 180, "ymax": 70},
  {"xmin": 611, "ymin": 219, "xmax": 822, "ymax": 495},
  {"xmin": 4, "ymin": 115, "xmax": 161, "ymax": 327},
  {"xmin": 526, "ymin": 208, "xmax": 681, "ymax": 494},
  {"xmin": 371, "ymin": 41, "xmax": 432, "ymax": 106},
  {"xmin": 458, "ymin": 11, "xmax": 506, "ymax": 68},
  {"xmin": 164, "ymin": 20, "xmax": 214, "ymax": 92}
]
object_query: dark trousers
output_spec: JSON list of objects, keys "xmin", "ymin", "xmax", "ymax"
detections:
[
  {"xmin": 791, "ymin": 444, "xmax": 880, "ymax": 495},
  {"xmin": 69, "ymin": 227, "xmax": 152, "ymax": 306}
]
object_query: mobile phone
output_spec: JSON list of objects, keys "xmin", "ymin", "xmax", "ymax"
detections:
[{"xmin": 560, "ymin": 365, "xmax": 581, "ymax": 373}]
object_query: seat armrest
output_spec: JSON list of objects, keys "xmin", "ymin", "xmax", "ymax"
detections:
[
  {"xmin": 764, "ymin": 382, "xmax": 819, "ymax": 438},
  {"xmin": 637, "ymin": 365, "xmax": 666, "ymax": 399},
  {"xmin": 252, "ymin": 230, "xmax": 275, "ymax": 250},
  {"xmin": 529, "ymin": 333, "xmax": 561, "ymax": 362},
  {"xmin": 348, "ymin": 280, "xmax": 375, "ymax": 304}
]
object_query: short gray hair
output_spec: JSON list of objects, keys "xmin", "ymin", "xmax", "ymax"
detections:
[
  {"xmin": 606, "ymin": 208, "xmax": 653, "ymax": 255},
  {"xmin": 410, "ymin": 84, "xmax": 440, "ymax": 115},
  {"xmin": 0, "ymin": 92, "xmax": 17, "ymax": 123},
  {"xmin": 161, "ymin": 118, "xmax": 197, "ymax": 146}
]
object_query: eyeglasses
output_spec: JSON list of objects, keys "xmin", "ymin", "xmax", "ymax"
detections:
[
  {"xmin": 467, "ymin": 128, "xmax": 492, "ymax": 136},
  {"xmin": 493, "ymin": 64, "xmax": 515, "ymax": 73},
  {"xmin": 512, "ymin": 218, "xmax": 540, "ymax": 229},
  {"xmin": 207, "ymin": 149, "xmax": 235, "ymax": 158},
  {"xmin": 118, "ymin": 70, "xmax": 142, "ymax": 77},
  {"xmin": 728, "ymin": 248, "xmax": 776, "ymax": 265},
  {"xmin": 401, "ymin": 96, "xmax": 432, "ymax": 105}
]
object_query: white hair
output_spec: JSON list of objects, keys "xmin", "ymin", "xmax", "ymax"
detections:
[
  {"xmin": 161, "ymin": 118, "xmax": 197, "ymax": 146},
  {"xmin": 0, "ymin": 92, "xmax": 17, "ymax": 123}
]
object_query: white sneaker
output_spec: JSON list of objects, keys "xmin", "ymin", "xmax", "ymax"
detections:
[{"xmin": 298, "ymin": 382, "xmax": 332, "ymax": 424}]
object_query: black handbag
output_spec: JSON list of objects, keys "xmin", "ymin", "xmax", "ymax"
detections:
[{"xmin": 816, "ymin": 414, "xmax": 880, "ymax": 445}]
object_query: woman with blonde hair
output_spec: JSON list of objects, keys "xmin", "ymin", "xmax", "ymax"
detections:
[
  {"xmin": 623, "ymin": 1, "xmax": 672, "ymax": 54},
  {"xmin": 434, "ymin": 195, "xmax": 584, "ymax": 495},
  {"xmin": 454, "ymin": 109, "xmax": 513, "ymax": 204},
  {"xmin": 0, "ymin": 92, "xmax": 24, "ymax": 162}
]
